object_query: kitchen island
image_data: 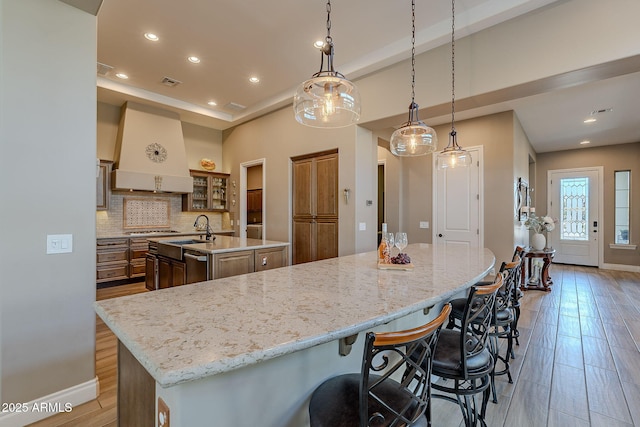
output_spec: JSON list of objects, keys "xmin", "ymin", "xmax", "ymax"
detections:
[{"xmin": 95, "ymin": 243, "xmax": 494, "ymax": 426}]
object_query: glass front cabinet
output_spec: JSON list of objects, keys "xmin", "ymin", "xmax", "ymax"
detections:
[{"xmin": 182, "ymin": 170, "xmax": 229, "ymax": 212}]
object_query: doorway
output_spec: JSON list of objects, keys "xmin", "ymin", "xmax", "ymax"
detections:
[
  {"xmin": 547, "ymin": 167, "xmax": 602, "ymax": 266},
  {"xmin": 433, "ymin": 146, "xmax": 484, "ymax": 248},
  {"xmin": 240, "ymin": 159, "xmax": 266, "ymax": 239}
]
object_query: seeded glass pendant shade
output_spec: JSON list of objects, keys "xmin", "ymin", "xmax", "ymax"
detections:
[
  {"xmin": 437, "ymin": 0, "xmax": 471, "ymax": 170},
  {"xmin": 437, "ymin": 131, "xmax": 473, "ymax": 169},
  {"xmin": 390, "ymin": 0, "xmax": 437, "ymax": 157},
  {"xmin": 390, "ymin": 102, "xmax": 437, "ymax": 156},
  {"xmin": 293, "ymin": 1, "xmax": 360, "ymax": 128}
]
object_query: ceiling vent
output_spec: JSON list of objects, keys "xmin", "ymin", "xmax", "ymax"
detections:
[
  {"xmin": 224, "ymin": 102, "xmax": 247, "ymax": 111},
  {"xmin": 97, "ymin": 62, "xmax": 114, "ymax": 76},
  {"xmin": 161, "ymin": 76, "xmax": 182, "ymax": 87}
]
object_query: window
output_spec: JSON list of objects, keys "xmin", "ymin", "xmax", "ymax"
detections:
[
  {"xmin": 615, "ymin": 170, "xmax": 630, "ymax": 245},
  {"xmin": 560, "ymin": 177, "xmax": 589, "ymax": 241}
]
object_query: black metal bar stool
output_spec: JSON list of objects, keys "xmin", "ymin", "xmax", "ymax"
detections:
[
  {"xmin": 308, "ymin": 304, "xmax": 451, "ymax": 427},
  {"xmin": 430, "ymin": 274, "xmax": 503, "ymax": 427}
]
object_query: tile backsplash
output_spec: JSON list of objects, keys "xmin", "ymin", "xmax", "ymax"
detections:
[{"xmin": 96, "ymin": 192, "xmax": 229, "ymax": 237}]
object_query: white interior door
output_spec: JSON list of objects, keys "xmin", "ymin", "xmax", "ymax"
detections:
[
  {"xmin": 547, "ymin": 168, "xmax": 600, "ymax": 266},
  {"xmin": 434, "ymin": 147, "xmax": 482, "ymax": 248}
]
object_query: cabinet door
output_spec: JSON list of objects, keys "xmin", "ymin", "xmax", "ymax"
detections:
[
  {"xmin": 158, "ymin": 258, "xmax": 172, "ymax": 289},
  {"xmin": 293, "ymin": 219, "xmax": 315, "ymax": 264},
  {"xmin": 97, "ymin": 160, "xmax": 113, "ymax": 211},
  {"xmin": 172, "ymin": 261, "xmax": 186, "ymax": 287},
  {"xmin": 255, "ymin": 246, "xmax": 288, "ymax": 272},
  {"xmin": 316, "ymin": 219, "xmax": 338, "ymax": 260},
  {"xmin": 293, "ymin": 159, "xmax": 314, "ymax": 217},
  {"xmin": 214, "ymin": 250, "xmax": 255, "ymax": 279},
  {"xmin": 145, "ymin": 255, "xmax": 157, "ymax": 291},
  {"xmin": 315, "ymin": 154, "xmax": 338, "ymax": 217}
]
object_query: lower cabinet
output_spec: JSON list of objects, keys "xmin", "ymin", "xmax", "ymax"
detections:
[
  {"xmin": 96, "ymin": 237, "xmax": 149, "ymax": 285},
  {"xmin": 214, "ymin": 250, "xmax": 255, "ymax": 279},
  {"xmin": 255, "ymin": 246, "xmax": 288, "ymax": 272},
  {"xmin": 158, "ymin": 257, "xmax": 185, "ymax": 289},
  {"xmin": 145, "ymin": 254, "xmax": 157, "ymax": 291}
]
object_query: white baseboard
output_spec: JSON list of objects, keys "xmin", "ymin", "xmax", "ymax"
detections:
[
  {"xmin": 601, "ymin": 263, "xmax": 640, "ymax": 273},
  {"xmin": 0, "ymin": 377, "xmax": 98, "ymax": 427}
]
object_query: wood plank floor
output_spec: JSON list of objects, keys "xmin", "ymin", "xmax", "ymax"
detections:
[{"xmin": 28, "ymin": 265, "xmax": 640, "ymax": 426}]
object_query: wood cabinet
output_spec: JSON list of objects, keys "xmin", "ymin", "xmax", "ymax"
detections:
[
  {"xmin": 96, "ymin": 160, "xmax": 113, "ymax": 211},
  {"xmin": 182, "ymin": 170, "xmax": 230, "ymax": 212},
  {"xmin": 247, "ymin": 189, "xmax": 263, "ymax": 212},
  {"xmin": 145, "ymin": 254, "xmax": 157, "ymax": 291},
  {"xmin": 96, "ymin": 238, "xmax": 128, "ymax": 283},
  {"xmin": 292, "ymin": 150, "xmax": 338, "ymax": 264},
  {"xmin": 254, "ymin": 246, "xmax": 288, "ymax": 272},
  {"xmin": 96, "ymin": 237, "xmax": 149, "ymax": 285},
  {"xmin": 213, "ymin": 250, "xmax": 255, "ymax": 279},
  {"xmin": 158, "ymin": 257, "xmax": 185, "ymax": 289}
]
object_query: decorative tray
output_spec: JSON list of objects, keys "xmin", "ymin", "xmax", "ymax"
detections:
[{"xmin": 377, "ymin": 262, "xmax": 415, "ymax": 270}]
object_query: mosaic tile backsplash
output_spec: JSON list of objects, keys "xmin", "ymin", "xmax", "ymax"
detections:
[{"xmin": 96, "ymin": 192, "xmax": 229, "ymax": 237}]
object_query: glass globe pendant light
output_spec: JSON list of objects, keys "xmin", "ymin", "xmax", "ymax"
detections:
[
  {"xmin": 437, "ymin": 0, "xmax": 472, "ymax": 169},
  {"xmin": 293, "ymin": 0, "xmax": 361, "ymax": 128},
  {"xmin": 390, "ymin": 0, "xmax": 437, "ymax": 157}
]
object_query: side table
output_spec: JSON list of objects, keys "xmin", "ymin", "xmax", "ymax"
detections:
[{"xmin": 521, "ymin": 247, "xmax": 555, "ymax": 292}]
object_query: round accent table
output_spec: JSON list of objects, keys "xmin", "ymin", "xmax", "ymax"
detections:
[{"xmin": 520, "ymin": 247, "xmax": 555, "ymax": 292}]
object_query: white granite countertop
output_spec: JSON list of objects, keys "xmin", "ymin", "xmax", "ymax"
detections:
[
  {"xmin": 94, "ymin": 243, "xmax": 494, "ymax": 387},
  {"xmin": 96, "ymin": 230, "xmax": 235, "ymax": 239}
]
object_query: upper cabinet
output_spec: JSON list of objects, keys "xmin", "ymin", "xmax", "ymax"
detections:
[
  {"xmin": 182, "ymin": 170, "xmax": 229, "ymax": 212},
  {"xmin": 97, "ymin": 160, "xmax": 113, "ymax": 211}
]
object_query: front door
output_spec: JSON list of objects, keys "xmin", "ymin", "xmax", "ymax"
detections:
[
  {"xmin": 547, "ymin": 167, "xmax": 601, "ymax": 266},
  {"xmin": 434, "ymin": 146, "xmax": 482, "ymax": 248}
]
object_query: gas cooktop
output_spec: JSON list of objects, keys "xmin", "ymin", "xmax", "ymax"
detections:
[{"xmin": 126, "ymin": 230, "xmax": 181, "ymax": 236}]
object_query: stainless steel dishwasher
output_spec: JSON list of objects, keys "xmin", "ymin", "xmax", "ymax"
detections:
[{"xmin": 184, "ymin": 250, "xmax": 209, "ymax": 284}]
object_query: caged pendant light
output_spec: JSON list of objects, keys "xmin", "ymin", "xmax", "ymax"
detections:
[
  {"xmin": 390, "ymin": 0, "xmax": 437, "ymax": 157},
  {"xmin": 436, "ymin": 0, "xmax": 472, "ymax": 169},
  {"xmin": 293, "ymin": 0, "xmax": 361, "ymax": 128}
]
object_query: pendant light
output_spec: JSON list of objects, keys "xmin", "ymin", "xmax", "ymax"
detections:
[
  {"xmin": 293, "ymin": 0, "xmax": 361, "ymax": 128},
  {"xmin": 436, "ymin": 0, "xmax": 472, "ymax": 169},
  {"xmin": 390, "ymin": 0, "xmax": 437, "ymax": 157}
]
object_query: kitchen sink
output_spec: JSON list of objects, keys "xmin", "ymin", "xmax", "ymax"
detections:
[
  {"xmin": 163, "ymin": 239, "xmax": 208, "ymax": 245},
  {"xmin": 158, "ymin": 239, "xmax": 208, "ymax": 259}
]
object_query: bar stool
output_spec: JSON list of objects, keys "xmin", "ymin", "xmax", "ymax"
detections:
[
  {"xmin": 510, "ymin": 247, "xmax": 525, "ymax": 348},
  {"xmin": 430, "ymin": 274, "xmax": 503, "ymax": 426},
  {"xmin": 309, "ymin": 304, "xmax": 451, "ymax": 427}
]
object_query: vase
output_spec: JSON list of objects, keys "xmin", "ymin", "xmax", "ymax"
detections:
[{"xmin": 531, "ymin": 233, "xmax": 546, "ymax": 251}]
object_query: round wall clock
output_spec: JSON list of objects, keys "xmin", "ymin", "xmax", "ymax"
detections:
[{"xmin": 146, "ymin": 142, "xmax": 168, "ymax": 163}]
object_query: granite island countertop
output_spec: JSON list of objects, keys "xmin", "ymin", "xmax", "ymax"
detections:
[
  {"xmin": 148, "ymin": 234, "xmax": 289, "ymax": 254},
  {"xmin": 94, "ymin": 243, "xmax": 494, "ymax": 388}
]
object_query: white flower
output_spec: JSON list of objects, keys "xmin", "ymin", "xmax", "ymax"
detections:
[{"xmin": 525, "ymin": 214, "xmax": 557, "ymax": 234}]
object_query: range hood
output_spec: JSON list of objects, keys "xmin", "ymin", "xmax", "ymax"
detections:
[{"xmin": 112, "ymin": 102, "xmax": 193, "ymax": 193}]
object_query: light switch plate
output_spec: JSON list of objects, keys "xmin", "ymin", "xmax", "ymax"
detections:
[
  {"xmin": 359, "ymin": 222, "xmax": 366, "ymax": 231},
  {"xmin": 47, "ymin": 234, "xmax": 73, "ymax": 254},
  {"xmin": 419, "ymin": 221, "xmax": 429, "ymax": 229}
]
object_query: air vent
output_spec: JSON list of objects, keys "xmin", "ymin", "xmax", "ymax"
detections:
[
  {"xmin": 161, "ymin": 76, "xmax": 182, "ymax": 87},
  {"xmin": 97, "ymin": 62, "xmax": 114, "ymax": 76},
  {"xmin": 224, "ymin": 102, "xmax": 247, "ymax": 111}
]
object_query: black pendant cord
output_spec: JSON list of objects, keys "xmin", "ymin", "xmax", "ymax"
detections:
[{"xmin": 448, "ymin": 0, "xmax": 462, "ymax": 150}]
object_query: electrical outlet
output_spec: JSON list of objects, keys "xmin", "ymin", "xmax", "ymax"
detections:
[{"xmin": 158, "ymin": 397, "xmax": 170, "ymax": 427}]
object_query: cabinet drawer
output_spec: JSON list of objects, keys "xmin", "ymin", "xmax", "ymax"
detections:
[
  {"xmin": 97, "ymin": 238, "xmax": 128, "ymax": 248},
  {"xmin": 254, "ymin": 247, "xmax": 288, "ymax": 272},
  {"xmin": 97, "ymin": 250, "xmax": 128, "ymax": 264},
  {"xmin": 97, "ymin": 264, "xmax": 128, "ymax": 282},
  {"xmin": 130, "ymin": 247, "xmax": 148, "ymax": 260},
  {"xmin": 129, "ymin": 260, "xmax": 146, "ymax": 277}
]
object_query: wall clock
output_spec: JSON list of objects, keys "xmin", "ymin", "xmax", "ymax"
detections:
[{"xmin": 145, "ymin": 142, "xmax": 168, "ymax": 163}]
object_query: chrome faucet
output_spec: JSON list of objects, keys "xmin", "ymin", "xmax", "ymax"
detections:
[{"xmin": 193, "ymin": 214, "xmax": 215, "ymax": 241}]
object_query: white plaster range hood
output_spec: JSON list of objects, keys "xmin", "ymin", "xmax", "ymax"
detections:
[{"xmin": 112, "ymin": 101, "xmax": 193, "ymax": 193}]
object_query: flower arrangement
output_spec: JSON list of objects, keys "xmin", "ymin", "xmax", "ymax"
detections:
[{"xmin": 525, "ymin": 213, "xmax": 556, "ymax": 234}]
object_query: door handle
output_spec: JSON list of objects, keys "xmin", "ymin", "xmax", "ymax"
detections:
[{"xmin": 438, "ymin": 234, "xmax": 443, "ymax": 237}]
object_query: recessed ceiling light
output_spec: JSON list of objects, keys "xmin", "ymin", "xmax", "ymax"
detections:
[
  {"xmin": 583, "ymin": 118, "xmax": 597, "ymax": 124},
  {"xmin": 314, "ymin": 40, "xmax": 325, "ymax": 49},
  {"xmin": 249, "ymin": 76, "xmax": 260, "ymax": 83},
  {"xmin": 115, "ymin": 73, "xmax": 129, "ymax": 79},
  {"xmin": 188, "ymin": 56, "xmax": 200, "ymax": 64},
  {"xmin": 207, "ymin": 101, "xmax": 217, "ymax": 106},
  {"xmin": 580, "ymin": 140, "xmax": 590, "ymax": 145},
  {"xmin": 144, "ymin": 33, "xmax": 159, "ymax": 41}
]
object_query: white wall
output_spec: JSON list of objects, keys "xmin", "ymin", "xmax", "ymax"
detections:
[{"xmin": 0, "ymin": 0, "xmax": 97, "ymax": 412}]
